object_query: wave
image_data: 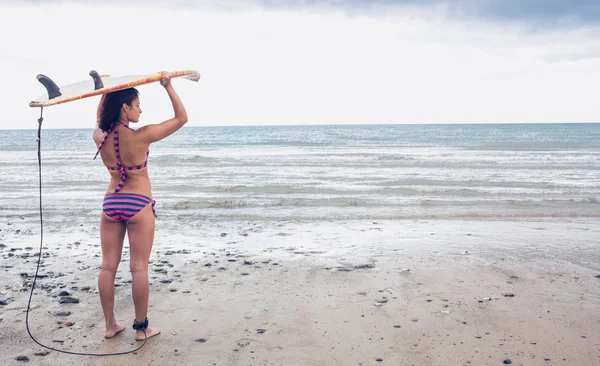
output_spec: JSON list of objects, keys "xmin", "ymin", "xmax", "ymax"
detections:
[
  {"xmin": 157, "ymin": 210, "xmax": 600, "ymax": 222},
  {"xmin": 376, "ymin": 155, "xmax": 415, "ymax": 161},
  {"xmin": 167, "ymin": 196, "xmax": 600, "ymax": 210},
  {"xmin": 171, "ymin": 197, "xmax": 370, "ymax": 209},
  {"xmin": 165, "ymin": 185, "xmax": 406, "ymax": 195},
  {"xmin": 568, "ymin": 197, "xmax": 600, "ymax": 204},
  {"xmin": 151, "ymin": 154, "xmax": 218, "ymax": 164}
]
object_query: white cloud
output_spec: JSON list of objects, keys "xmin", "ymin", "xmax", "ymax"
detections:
[{"xmin": 1, "ymin": 2, "xmax": 599, "ymax": 129}]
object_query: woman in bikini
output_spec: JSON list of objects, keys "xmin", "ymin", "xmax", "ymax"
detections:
[{"xmin": 93, "ymin": 72, "xmax": 187, "ymax": 341}]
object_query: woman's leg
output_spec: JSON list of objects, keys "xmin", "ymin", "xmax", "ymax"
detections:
[
  {"xmin": 99, "ymin": 213, "xmax": 127, "ymax": 338},
  {"xmin": 127, "ymin": 202, "xmax": 160, "ymax": 340}
]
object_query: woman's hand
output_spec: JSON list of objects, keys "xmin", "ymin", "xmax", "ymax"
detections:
[{"xmin": 159, "ymin": 71, "xmax": 172, "ymax": 87}]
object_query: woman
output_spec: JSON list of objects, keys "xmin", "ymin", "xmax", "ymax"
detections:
[{"xmin": 92, "ymin": 72, "xmax": 187, "ymax": 341}]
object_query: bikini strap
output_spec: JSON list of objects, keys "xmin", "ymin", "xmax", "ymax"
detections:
[
  {"xmin": 113, "ymin": 123, "xmax": 127, "ymax": 193},
  {"xmin": 93, "ymin": 123, "xmax": 116, "ymax": 160}
]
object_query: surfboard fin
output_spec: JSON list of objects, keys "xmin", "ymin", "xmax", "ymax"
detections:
[
  {"xmin": 36, "ymin": 74, "xmax": 62, "ymax": 100},
  {"xmin": 89, "ymin": 70, "xmax": 104, "ymax": 90}
]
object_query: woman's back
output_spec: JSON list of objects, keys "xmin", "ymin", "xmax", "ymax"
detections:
[{"xmin": 94, "ymin": 123, "xmax": 152, "ymax": 196}]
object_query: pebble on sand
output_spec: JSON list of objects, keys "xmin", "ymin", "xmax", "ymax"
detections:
[{"xmin": 58, "ymin": 297, "xmax": 80, "ymax": 304}]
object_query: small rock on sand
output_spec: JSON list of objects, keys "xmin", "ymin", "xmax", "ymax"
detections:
[{"xmin": 59, "ymin": 297, "xmax": 79, "ymax": 304}]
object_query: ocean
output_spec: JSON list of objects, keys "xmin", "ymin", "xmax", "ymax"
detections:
[{"xmin": 1, "ymin": 123, "xmax": 599, "ymax": 233}]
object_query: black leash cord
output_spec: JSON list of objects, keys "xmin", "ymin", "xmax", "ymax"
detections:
[{"xmin": 25, "ymin": 107, "xmax": 147, "ymax": 356}]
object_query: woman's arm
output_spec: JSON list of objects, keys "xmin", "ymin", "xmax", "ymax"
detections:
[
  {"xmin": 138, "ymin": 72, "xmax": 188, "ymax": 143},
  {"xmin": 95, "ymin": 94, "xmax": 107, "ymax": 132},
  {"xmin": 93, "ymin": 94, "xmax": 107, "ymax": 141}
]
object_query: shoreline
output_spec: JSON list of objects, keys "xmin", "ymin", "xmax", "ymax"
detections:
[{"xmin": 1, "ymin": 219, "xmax": 599, "ymax": 365}]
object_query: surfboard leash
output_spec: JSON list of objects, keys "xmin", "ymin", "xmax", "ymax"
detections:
[{"xmin": 25, "ymin": 107, "xmax": 148, "ymax": 356}]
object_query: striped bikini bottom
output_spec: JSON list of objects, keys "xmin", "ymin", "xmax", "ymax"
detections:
[{"xmin": 102, "ymin": 193, "xmax": 157, "ymax": 222}]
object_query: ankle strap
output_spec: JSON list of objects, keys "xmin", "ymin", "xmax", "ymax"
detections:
[{"xmin": 132, "ymin": 317, "xmax": 149, "ymax": 331}]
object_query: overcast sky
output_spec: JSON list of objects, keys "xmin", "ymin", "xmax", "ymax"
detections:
[{"xmin": 2, "ymin": 0, "xmax": 600, "ymax": 129}]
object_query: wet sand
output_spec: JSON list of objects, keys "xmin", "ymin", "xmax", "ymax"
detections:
[{"xmin": 1, "ymin": 219, "xmax": 600, "ymax": 365}]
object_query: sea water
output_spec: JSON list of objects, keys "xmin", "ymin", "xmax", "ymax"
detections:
[{"xmin": 1, "ymin": 123, "xmax": 599, "ymax": 233}]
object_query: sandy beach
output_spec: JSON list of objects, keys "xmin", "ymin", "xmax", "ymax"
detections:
[{"xmin": 1, "ymin": 219, "xmax": 600, "ymax": 366}]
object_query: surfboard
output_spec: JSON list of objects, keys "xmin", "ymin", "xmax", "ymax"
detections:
[{"xmin": 29, "ymin": 70, "xmax": 200, "ymax": 108}]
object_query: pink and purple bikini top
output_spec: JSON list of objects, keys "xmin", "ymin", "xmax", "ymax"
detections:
[{"xmin": 94, "ymin": 122, "xmax": 149, "ymax": 193}]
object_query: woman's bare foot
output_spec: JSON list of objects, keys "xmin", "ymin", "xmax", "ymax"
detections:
[
  {"xmin": 135, "ymin": 326, "xmax": 160, "ymax": 341},
  {"xmin": 105, "ymin": 324, "xmax": 126, "ymax": 339}
]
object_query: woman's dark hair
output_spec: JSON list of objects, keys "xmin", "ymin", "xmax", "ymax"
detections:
[{"xmin": 98, "ymin": 88, "xmax": 139, "ymax": 132}]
